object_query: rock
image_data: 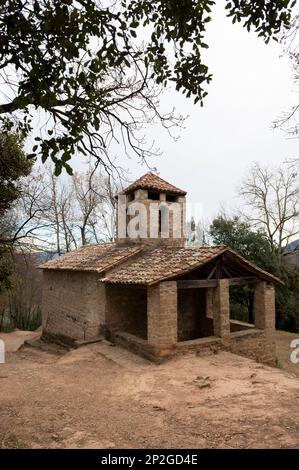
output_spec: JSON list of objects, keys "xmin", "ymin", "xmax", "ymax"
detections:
[
  {"xmin": 197, "ymin": 382, "xmax": 211, "ymax": 389},
  {"xmin": 152, "ymin": 405, "xmax": 166, "ymax": 411}
]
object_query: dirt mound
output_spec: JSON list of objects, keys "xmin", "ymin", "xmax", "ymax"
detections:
[{"xmin": 0, "ymin": 338, "xmax": 299, "ymax": 449}]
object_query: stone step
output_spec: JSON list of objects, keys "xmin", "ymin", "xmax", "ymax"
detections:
[
  {"xmin": 74, "ymin": 336, "xmax": 104, "ymax": 348},
  {"xmin": 94, "ymin": 341, "xmax": 151, "ymax": 369}
]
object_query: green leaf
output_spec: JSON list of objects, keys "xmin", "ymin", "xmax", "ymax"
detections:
[
  {"xmin": 54, "ymin": 164, "xmax": 62, "ymax": 176},
  {"xmin": 64, "ymin": 162, "xmax": 73, "ymax": 175}
]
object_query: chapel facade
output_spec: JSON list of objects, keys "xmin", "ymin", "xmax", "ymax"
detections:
[{"xmin": 41, "ymin": 172, "xmax": 279, "ymax": 364}]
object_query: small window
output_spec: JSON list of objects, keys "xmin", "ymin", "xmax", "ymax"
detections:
[
  {"xmin": 166, "ymin": 194, "xmax": 178, "ymax": 202},
  {"xmin": 148, "ymin": 191, "xmax": 160, "ymax": 200}
]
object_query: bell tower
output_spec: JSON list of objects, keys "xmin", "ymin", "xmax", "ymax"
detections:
[{"xmin": 116, "ymin": 172, "xmax": 186, "ymax": 247}]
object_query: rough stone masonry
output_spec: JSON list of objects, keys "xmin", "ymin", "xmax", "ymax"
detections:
[{"xmin": 41, "ymin": 172, "xmax": 281, "ymax": 364}]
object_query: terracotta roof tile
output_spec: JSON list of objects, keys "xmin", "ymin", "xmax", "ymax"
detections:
[
  {"xmin": 41, "ymin": 242, "xmax": 281, "ymax": 285},
  {"xmin": 101, "ymin": 246, "xmax": 225, "ymax": 285},
  {"xmin": 101, "ymin": 245, "xmax": 281, "ymax": 285},
  {"xmin": 120, "ymin": 172, "xmax": 187, "ymax": 196},
  {"xmin": 40, "ymin": 243, "xmax": 143, "ymax": 273}
]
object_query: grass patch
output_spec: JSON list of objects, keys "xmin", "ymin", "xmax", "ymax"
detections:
[
  {"xmin": 0, "ymin": 432, "xmax": 24, "ymax": 449},
  {"xmin": 0, "ymin": 303, "xmax": 42, "ymax": 332},
  {"xmin": 9, "ymin": 302, "xmax": 42, "ymax": 331}
]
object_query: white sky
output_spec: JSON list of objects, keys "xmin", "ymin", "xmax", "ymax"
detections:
[
  {"xmin": 27, "ymin": 2, "xmax": 298, "ymax": 227},
  {"xmin": 105, "ymin": 2, "xmax": 298, "ymax": 225}
]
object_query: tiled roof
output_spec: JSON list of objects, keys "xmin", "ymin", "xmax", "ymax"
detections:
[
  {"xmin": 101, "ymin": 246, "xmax": 225, "ymax": 285},
  {"xmin": 101, "ymin": 245, "xmax": 281, "ymax": 285},
  {"xmin": 40, "ymin": 243, "xmax": 143, "ymax": 273},
  {"xmin": 120, "ymin": 172, "xmax": 187, "ymax": 196},
  {"xmin": 41, "ymin": 242, "xmax": 281, "ymax": 285}
]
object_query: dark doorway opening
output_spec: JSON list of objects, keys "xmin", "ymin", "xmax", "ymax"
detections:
[
  {"xmin": 177, "ymin": 288, "xmax": 214, "ymax": 341},
  {"xmin": 229, "ymin": 285, "xmax": 255, "ymax": 332}
]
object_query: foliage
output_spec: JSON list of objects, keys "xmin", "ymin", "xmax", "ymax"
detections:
[
  {"xmin": 0, "ymin": 131, "xmax": 32, "ymax": 216},
  {"xmin": 276, "ymin": 263, "xmax": 299, "ymax": 331},
  {"xmin": 0, "ymin": 131, "xmax": 32, "ymax": 289},
  {"xmin": 0, "ymin": 247, "xmax": 12, "ymax": 290},
  {"xmin": 210, "ymin": 215, "xmax": 299, "ymax": 331},
  {"xmin": 0, "ymin": 251, "xmax": 43, "ymax": 332},
  {"xmin": 0, "ymin": 0, "xmax": 294, "ymax": 174},
  {"xmin": 7, "ymin": 299, "xmax": 42, "ymax": 331},
  {"xmin": 0, "ymin": 432, "xmax": 23, "ymax": 449},
  {"xmin": 210, "ymin": 216, "xmax": 279, "ymax": 273}
]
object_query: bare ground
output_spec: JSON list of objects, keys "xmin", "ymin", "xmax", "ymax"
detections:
[
  {"xmin": 275, "ymin": 330, "xmax": 299, "ymax": 377},
  {"xmin": 0, "ymin": 334, "xmax": 299, "ymax": 449}
]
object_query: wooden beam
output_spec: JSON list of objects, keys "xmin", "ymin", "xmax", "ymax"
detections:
[
  {"xmin": 229, "ymin": 277, "xmax": 257, "ymax": 286},
  {"xmin": 215, "ymin": 258, "xmax": 222, "ymax": 279},
  {"xmin": 177, "ymin": 277, "xmax": 258, "ymax": 289},
  {"xmin": 177, "ymin": 280, "xmax": 217, "ymax": 288},
  {"xmin": 221, "ymin": 265, "xmax": 233, "ymax": 278},
  {"xmin": 207, "ymin": 264, "xmax": 218, "ymax": 280}
]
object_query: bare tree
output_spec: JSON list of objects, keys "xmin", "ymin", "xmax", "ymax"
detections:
[
  {"xmin": 49, "ymin": 171, "xmax": 62, "ymax": 255},
  {"xmin": 44, "ymin": 167, "xmax": 77, "ymax": 254},
  {"xmin": 274, "ymin": 52, "xmax": 299, "ymax": 138},
  {"xmin": 1, "ymin": 161, "xmax": 120, "ymax": 255},
  {"xmin": 59, "ymin": 187, "xmax": 77, "ymax": 252},
  {"xmin": 239, "ymin": 162, "xmax": 299, "ymax": 252},
  {"xmin": 72, "ymin": 171, "xmax": 101, "ymax": 246},
  {"xmin": 273, "ymin": 12, "xmax": 299, "ymax": 150},
  {"xmin": 0, "ymin": 170, "xmax": 52, "ymax": 250},
  {"xmin": 88, "ymin": 174, "xmax": 118, "ymax": 243},
  {"xmin": 71, "ymin": 169, "xmax": 118, "ymax": 245}
]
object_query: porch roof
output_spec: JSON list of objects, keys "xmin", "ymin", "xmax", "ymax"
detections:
[
  {"xmin": 40, "ymin": 243, "xmax": 143, "ymax": 274},
  {"xmin": 101, "ymin": 245, "xmax": 281, "ymax": 286},
  {"xmin": 41, "ymin": 241, "xmax": 281, "ymax": 286}
]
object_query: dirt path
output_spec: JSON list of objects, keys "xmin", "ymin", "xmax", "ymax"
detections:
[
  {"xmin": 0, "ymin": 341, "xmax": 299, "ymax": 449},
  {"xmin": 0, "ymin": 330, "xmax": 41, "ymax": 353}
]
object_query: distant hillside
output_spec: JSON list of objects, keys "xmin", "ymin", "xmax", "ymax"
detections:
[
  {"xmin": 284, "ymin": 239, "xmax": 299, "ymax": 254},
  {"xmin": 284, "ymin": 250, "xmax": 299, "ymax": 268}
]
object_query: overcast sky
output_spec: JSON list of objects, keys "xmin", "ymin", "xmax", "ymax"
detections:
[
  {"xmin": 27, "ymin": 2, "xmax": 298, "ymax": 227},
  {"xmin": 102, "ymin": 1, "xmax": 298, "ymax": 225}
]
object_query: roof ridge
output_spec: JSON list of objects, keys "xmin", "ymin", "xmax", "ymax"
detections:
[{"xmin": 120, "ymin": 172, "xmax": 187, "ymax": 196}]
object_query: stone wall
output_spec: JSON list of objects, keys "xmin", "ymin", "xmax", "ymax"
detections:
[
  {"xmin": 230, "ymin": 319, "xmax": 255, "ymax": 332},
  {"xmin": 175, "ymin": 329, "xmax": 276, "ymax": 365},
  {"xmin": 114, "ymin": 331, "xmax": 158, "ymax": 361},
  {"xmin": 106, "ymin": 285, "xmax": 147, "ymax": 339},
  {"xmin": 42, "ymin": 270, "xmax": 104, "ymax": 344},
  {"xmin": 223, "ymin": 329, "xmax": 276, "ymax": 366},
  {"xmin": 147, "ymin": 281, "xmax": 177, "ymax": 356},
  {"xmin": 116, "ymin": 188, "xmax": 186, "ymax": 247},
  {"xmin": 254, "ymin": 281, "xmax": 275, "ymax": 331},
  {"xmin": 213, "ymin": 279, "xmax": 230, "ymax": 338},
  {"xmin": 42, "ymin": 268, "xmax": 277, "ymax": 367}
]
